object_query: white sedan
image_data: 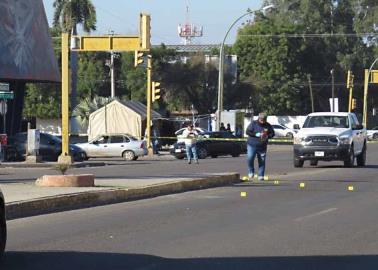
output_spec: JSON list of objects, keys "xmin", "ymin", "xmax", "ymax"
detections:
[
  {"xmin": 367, "ymin": 126, "xmax": 378, "ymax": 140},
  {"xmin": 77, "ymin": 134, "xmax": 147, "ymax": 161},
  {"xmin": 271, "ymin": 124, "xmax": 296, "ymax": 138}
]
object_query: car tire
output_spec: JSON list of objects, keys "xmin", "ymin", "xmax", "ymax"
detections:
[
  {"xmin": 344, "ymin": 146, "xmax": 354, "ymax": 167},
  {"xmin": 122, "ymin": 150, "xmax": 135, "ymax": 161},
  {"xmin": 373, "ymin": 133, "xmax": 378, "ymax": 140},
  {"xmin": 197, "ymin": 147, "xmax": 208, "ymax": 159},
  {"xmin": 286, "ymin": 132, "xmax": 293, "ymax": 138},
  {"xmin": 294, "ymin": 156, "xmax": 304, "ymax": 168},
  {"xmin": 0, "ymin": 205, "xmax": 6, "ymax": 258},
  {"xmin": 356, "ymin": 143, "xmax": 366, "ymax": 166},
  {"xmin": 310, "ymin": 160, "xmax": 318, "ymax": 166},
  {"xmin": 132, "ymin": 156, "xmax": 139, "ymax": 161}
]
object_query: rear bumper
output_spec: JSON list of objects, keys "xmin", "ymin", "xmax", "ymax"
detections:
[{"xmin": 294, "ymin": 144, "xmax": 351, "ymax": 161}]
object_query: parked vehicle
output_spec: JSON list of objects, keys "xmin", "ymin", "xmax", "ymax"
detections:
[
  {"xmin": 76, "ymin": 134, "xmax": 147, "ymax": 161},
  {"xmin": 0, "ymin": 188, "xmax": 6, "ymax": 257},
  {"xmin": 367, "ymin": 126, "xmax": 378, "ymax": 140},
  {"xmin": 170, "ymin": 131, "xmax": 243, "ymax": 159},
  {"xmin": 271, "ymin": 124, "xmax": 296, "ymax": 138},
  {"xmin": 293, "ymin": 112, "xmax": 367, "ymax": 167},
  {"xmin": 7, "ymin": 132, "xmax": 86, "ymax": 162}
]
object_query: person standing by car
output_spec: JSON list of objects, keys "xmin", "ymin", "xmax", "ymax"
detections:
[
  {"xmin": 182, "ymin": 124, "xmax": 199, "ymax": 164},
  {"xmin": 246, "ymin": 113, "xmax": 275, "ymax": 181}
]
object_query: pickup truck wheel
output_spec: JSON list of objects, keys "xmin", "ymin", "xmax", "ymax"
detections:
[
  {"xmin": 344, "ymin": 147, "xmax": 354, "ymax": 167},
  {"xmin": 294, "ymin": 157, "xmax": 304, "ymax": 168},
  {"xmin": 356, "ymin": 144, "xmax": 366, "ymax": 166},
  {"xmin": 310, "ymin": 160, "xmax": 318, "ymax": 166}
]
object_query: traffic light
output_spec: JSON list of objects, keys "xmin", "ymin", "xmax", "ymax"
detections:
[
  {"xmin": 347, "ymin": 70, "xmax": 354, "ymax": 89},
  {"xmin": 352, "ymin": 98, "xmax": 357, "ymax": 110},
  {"xmin": 152, "ymin": 81, "xmax": 161, "ymax": 102},
  {"xmin": 134, "ymin": 51, "xmax": 144, "ymax": 67}
]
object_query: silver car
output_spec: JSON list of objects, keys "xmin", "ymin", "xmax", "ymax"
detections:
[
  {"xmin": 0, "ymin": 189, "xmax": 6, "ymax": 257},
  {"xmin": 76, "ymin": 134, "xmax": 147, "ymax": 161}
]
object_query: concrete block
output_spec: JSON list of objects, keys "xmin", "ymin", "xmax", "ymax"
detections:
[{"xmin": 36, "ymin": 174, "xmax": 95, "ymax": 187}]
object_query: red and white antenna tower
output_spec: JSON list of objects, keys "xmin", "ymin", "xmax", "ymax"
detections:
[{"xmin": 177, "ymin": 2, "xmax": 203, "ymax": 45}]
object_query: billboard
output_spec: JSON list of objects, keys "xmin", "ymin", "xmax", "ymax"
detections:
[{"xmin": 0, "ymin": 0, "xmax": 60, "ymax": 82}]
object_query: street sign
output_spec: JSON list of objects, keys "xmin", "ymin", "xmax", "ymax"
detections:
[
  {"xmin": 0, "ymin": 101, "xmax": 7, "ymax": 115},
  {"xmin": 0, "ymin": 91, "xmax": 14, "ymax": 100},
  {"xmin": 0, "ymin": 83, "xmax": 9, "ymax": 91}
]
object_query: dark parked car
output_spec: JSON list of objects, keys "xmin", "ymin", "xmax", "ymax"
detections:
[
  {"xmin": 0, "ymin": 188, "xmax": 6, "ymax": 257},
  {"xmin": 7, "ymin": 132, "xmax": 86, "ymax": 162},
  {"xmin": 170, "ymin": 131, "xmax": 244, "ymax": 159}
]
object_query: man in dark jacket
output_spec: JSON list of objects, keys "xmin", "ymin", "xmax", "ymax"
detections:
[{"xmin": 246, "ymin": 113, "xmax": 275, "ymax": 181}]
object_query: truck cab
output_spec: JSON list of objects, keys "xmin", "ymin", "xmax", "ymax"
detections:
[{"xmin": 293, "ymin": 112, "xmax": 367, "ymax": 167}]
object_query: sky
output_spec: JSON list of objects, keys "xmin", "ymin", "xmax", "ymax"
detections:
[{"xmin": 42, "ymin": 0, "xmax": 264, "ymax": 45}]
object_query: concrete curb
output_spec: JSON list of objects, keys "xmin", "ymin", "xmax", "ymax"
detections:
[
  {"xmin": 0, "ymin": 162, "xmax": 106, "ymax": 169},
  {"xmin": 5, "ymin": 173, "xmax": 240, "ymax": 220}
]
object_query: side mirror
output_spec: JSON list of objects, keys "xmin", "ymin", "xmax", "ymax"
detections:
[
  {"xmin": 353, "ymin": 124, "xmax": 363, "ymax": 130},
  {"xmin": 293, "ymin": 124, "xmax": 300, "ymax": 130},
  {"xmin": 92, "ymin": 141, "xmax": 99, "ymax": 145}
]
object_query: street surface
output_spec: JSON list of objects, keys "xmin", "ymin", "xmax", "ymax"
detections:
[{"xmin": 2, "ymin": 144, "xmax": 378, "ymax": 269}]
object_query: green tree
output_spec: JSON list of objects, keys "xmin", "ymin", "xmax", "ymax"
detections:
[
  {"xmin": 53, "ymin": 0, "xmax": 97, "ymax": 110},
  {"xmin": 72, "ymin": 96, "xmax": 113, "ymax": 128}
]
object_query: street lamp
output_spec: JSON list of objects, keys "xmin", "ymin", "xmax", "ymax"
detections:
[
  {"xmin": 216, "ymin": 4, "xmax": 274, "ymax": 130},
  {"xmin": 362, "ymin": 57, "xmax": 378, "ymax": 127}
]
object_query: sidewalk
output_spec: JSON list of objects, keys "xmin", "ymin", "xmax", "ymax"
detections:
[{"xmin": 1, "ymin": 172, "xmax": 240, "ymax": 220}]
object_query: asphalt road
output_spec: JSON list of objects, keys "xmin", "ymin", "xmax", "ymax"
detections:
[{"xmin": 2, "ymin": 144, "xmax": 378, "ymax": 269}]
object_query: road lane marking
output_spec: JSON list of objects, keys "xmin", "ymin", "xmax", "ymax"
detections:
[{"xmin": 294, "ymin": 207, "xmax": 338, "ymax": 222}]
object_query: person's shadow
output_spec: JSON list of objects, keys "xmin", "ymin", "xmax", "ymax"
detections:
[{"xmin": 1, "ymin": 251, "xmax": 378, "ymax": 270}]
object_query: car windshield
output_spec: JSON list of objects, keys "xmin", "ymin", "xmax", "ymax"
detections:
[
  {"xmin": 45, "ymin": 134, "xmax": 62, "ymax": 143},
  {"xmin": 303, "ymin": 116, "xmax": 349, "ymax": 128}
]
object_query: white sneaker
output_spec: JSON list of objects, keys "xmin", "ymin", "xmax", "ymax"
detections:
[
  {"xmin": 258, "ymin": 176, "xmax": 264, "ymax": 181},
  {"xmin": 248, "ymin": 173, "xmax": 254, "ymax": 181}
]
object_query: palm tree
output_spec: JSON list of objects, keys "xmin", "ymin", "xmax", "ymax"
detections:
[
  {"xmin": 53, "ymin": 0, "xmax": 97, "ymax": 110},
  {"xmin": 72, "ymin": 96, "xmax": 113, "ymax": 128}
]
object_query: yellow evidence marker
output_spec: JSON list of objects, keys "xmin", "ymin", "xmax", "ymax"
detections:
[
  {"xmin": 348, "ymin": 186, "xmax": 354, "ymax": 191},
  {"xmin": 242, "ymin": 176, "xmax": 248, "ymax": 181},
  {"xmin": 240, "ymin": 191, "xmax": 247, "ymax": 197},
  {"xmin": 299, "ymin": 182, "xmax": 306, "ymax": 188},
  {"xmin": 264, "ymin": 176, "xmax": 269, "ymax": 181},
  {"xmin": 274, "ymin": 180, "xmax": 280, "ymax": 185}
]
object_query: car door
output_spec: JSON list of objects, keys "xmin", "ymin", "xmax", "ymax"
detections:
[
  {"xmin": 39, "ymin": 134, "xmax": 58, "ymax": 160},
  {"xmin": 107, "ymin": 135, "xmax": 127, "ymax": 157},
  {"xmin": 349, "ymin": 115, "xmax": 362, "ymax": 154},
  {"xmin": 88, "ymin": 136, "xmax": 111, "ymax": 157},
  {"xmin": 272, "ymin": 125, "xmax": 284, "ymax": 137},
  {"xmin": 352, "ymin": 114, "xmax": 364, "ymax": 153}
]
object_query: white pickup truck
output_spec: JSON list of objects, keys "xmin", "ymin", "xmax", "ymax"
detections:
[{"xmin": 293, "ymin": 112, "xmax": 367, "ymax": 167}]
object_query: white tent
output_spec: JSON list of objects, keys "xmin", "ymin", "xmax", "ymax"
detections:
[{"xmin": 87, "ymin": 100, "xmax": 162, "ymax": 141}]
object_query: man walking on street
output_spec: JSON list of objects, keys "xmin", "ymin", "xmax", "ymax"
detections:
[
  {"xmin": 246, "ymin": 113, "xmax": 275, "ymax": 181},
  {"xmin": 182, "ymin": 124, "xmax": 199, "ymax": 164}
]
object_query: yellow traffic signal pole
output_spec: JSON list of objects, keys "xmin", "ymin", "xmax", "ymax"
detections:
[
  {"xmin": 363, "ymin": 69, "xmax": 369, "ymax": 127},
  {"xmin": 146, "ymin": 55, "xmax": 153, "ymax": 155},
  {"xmin": 58, "ymin": 33, "xmax": 73, "ymax": 164},
  {"xmin": 347, "ymin": 70, "xmax": 354, "ymax": 113},
  {"xmin": 58, "ymin": 14, "xmax": 151, "ymax": 164}
]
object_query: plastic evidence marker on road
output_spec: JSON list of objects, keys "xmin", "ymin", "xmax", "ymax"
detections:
[
  {"xmin": 274, "ymin": 180, "xmax": 280, "ymax": 185},
  {"xmin": 348, "ymin": 185, "xmax": 354, "ymax": 191},
  {"xmin": 242, "ymin": 176, "xmax": 248, "ymax": 181},
  {"xmin": 299, "ymin": 182, "xmax": 306, "ymax": 188},
  {"xmin": 240, "ymin": 191, "xmax": 247, "ymax": 197}
]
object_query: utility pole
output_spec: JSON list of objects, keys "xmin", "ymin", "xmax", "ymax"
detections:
[
  {"xmin": 146, "ymin": 55, "xmax": 153, "ymax": 156},
  {"xmin": 110, "ymin": 51, "xmax": 115, "ymax": 98},
  {"xmin": 331, "ymin": 69, "xmax": 335, "ymax": 112},
  {"xmin": 307, "ymin": 74, "xmax": 314, "ymax": 113}
]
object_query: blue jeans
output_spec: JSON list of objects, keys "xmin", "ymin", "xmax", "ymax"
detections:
[
  {"xmin": 185, "ymin": 144, "xmax": 198, "ymax": 161},
  {"xmin": 247, "ymin": 144, "xmax": 267, "ymax": 177}
]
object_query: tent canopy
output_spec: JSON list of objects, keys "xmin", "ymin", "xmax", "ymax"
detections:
[{"xmin": 87, "ymin": 100, "xmax": 161, "ymax": 141}]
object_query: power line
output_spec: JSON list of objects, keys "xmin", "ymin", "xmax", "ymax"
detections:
[{"xmin": 238, "ymin": 33, "xmax": 377, "ymax": 38}]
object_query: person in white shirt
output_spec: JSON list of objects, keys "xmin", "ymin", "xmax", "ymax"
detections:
[{"xmin": 182, "ymin": 124, "xmax": 199, "ymax": 164}]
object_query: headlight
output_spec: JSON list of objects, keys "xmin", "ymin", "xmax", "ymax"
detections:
[
  {"xmin": 293, "ymin": 136, "xmax": 303, "ymax": 144},
  {"xmin": 339, "ymin": 136, "xmax": 350, "ymax": 144}
]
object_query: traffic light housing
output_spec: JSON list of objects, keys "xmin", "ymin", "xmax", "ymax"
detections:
[
  {"xmin": 347, "ymin": 70, "xmax": 354, "ymax": 89},
  {"xmin": 134, "ymin": 51, "xmax": 144, "ymax": 67},
  {"xmin": 352, "ymin": 98, "xmax": 357, "ymax": 110},
  {"xmin": 152, "ymin": 81, "xmax": 161, "ymax": 102}
]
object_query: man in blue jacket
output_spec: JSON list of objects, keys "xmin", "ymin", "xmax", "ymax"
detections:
[{"xmin": 246, "ymin": 113, "xmax": 275, "ymax": 181}]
